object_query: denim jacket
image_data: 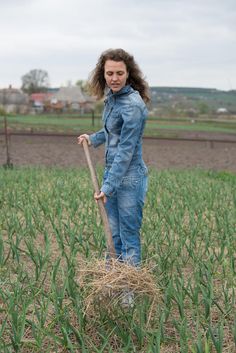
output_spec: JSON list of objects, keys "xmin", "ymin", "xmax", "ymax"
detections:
[{"xmin": 89, "ymin": 85, "xmax": 148, "ymax": 196}]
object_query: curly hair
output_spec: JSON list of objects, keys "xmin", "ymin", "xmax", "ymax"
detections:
[{"xmin": 88, "ymin": 48, "xmax": 150, "ymax": 103}]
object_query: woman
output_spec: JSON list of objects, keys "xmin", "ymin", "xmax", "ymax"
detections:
[{"xmin": 78, "ymin": 48, "xmax": 150, "ymax": 267}]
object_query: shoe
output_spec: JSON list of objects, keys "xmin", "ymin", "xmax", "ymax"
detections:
[{"xmin": 121, "ymin": 288, "xmax": 134, "ymax": 308}]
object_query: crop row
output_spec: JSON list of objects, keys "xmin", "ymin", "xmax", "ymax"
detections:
[{"xmin": 0, "ymin": 167, "xmax": 235, "ymax": 352}]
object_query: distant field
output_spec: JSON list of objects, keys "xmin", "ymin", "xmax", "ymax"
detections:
[{"xmin": 1, "ymin": 114, "xmax": 236, "ymax": 137}]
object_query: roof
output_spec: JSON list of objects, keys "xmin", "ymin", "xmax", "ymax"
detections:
[
  {"xmin": 30, "ymin": 93, "xmax": 52, "ymax": 103},
  {"xmin": 52, "ymin": 86, "xmax": 87, "ymax": 103},
  {"xmin": 0, "ymin": 86, "xmax": 28, "ymax": 105}
]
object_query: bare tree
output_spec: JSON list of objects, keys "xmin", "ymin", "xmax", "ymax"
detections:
[{"xmin": 21, "ymin": 69, "xmax": 49, "ymax": 94}]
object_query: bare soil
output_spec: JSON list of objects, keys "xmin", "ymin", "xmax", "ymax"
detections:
[{"xmin": 0, "ymin": 133, "xmax": 236, "ymax": 173}]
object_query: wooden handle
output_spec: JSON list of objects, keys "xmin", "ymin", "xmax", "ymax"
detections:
[{"xmin": 82, "ymin": 139, "xmax": 116, "ymax": 258}]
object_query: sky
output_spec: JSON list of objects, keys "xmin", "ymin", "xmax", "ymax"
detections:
[{"xmin": 0, "ymin": 0, "xmax": 236, "ymax": 91}]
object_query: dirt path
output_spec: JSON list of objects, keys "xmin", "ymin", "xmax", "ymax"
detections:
[{"xmin": 0, "ymin": 133, "xmax": 236, "ymax": 173}]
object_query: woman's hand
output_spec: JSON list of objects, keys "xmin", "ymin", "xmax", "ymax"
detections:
[
  {"xmin": 94, "ymin": 191, "xmax": 107, "ymax": 204},
  {"xmin": 77, "ymin": 134, "xmax": 91, "ymax": 145}
]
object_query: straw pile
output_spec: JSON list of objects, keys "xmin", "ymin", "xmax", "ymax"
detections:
[{"xmin": 78, "ymin": 258, "xmax": 160, "ymax": 311}]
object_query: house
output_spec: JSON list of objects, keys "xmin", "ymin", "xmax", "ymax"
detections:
[
  {"xmin": 216, "ymin": 107, "xmax": 228, "ymax": 114},
  {"xmin": 0, "ymin": 85, "xmax": 29, "ymax": 114},
  {"xmin": 50, "ymin": 85, "xmax": 95, "ymax": 113},
  {"xmin": 29, "ymin": 85, "xmax": 96, "ymax": 114},
  {"xmin": 30, "ymin": 92, "xmax": 53, "ymax": 113}
]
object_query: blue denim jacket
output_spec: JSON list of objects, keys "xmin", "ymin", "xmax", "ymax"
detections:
[{"xmin": 90, "ymin": 85, "xmax": 148, "ymax": 196}]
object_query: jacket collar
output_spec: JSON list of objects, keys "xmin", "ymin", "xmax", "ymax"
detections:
[{"xmin": 107, "ymin": 84, "xmax": 133, "ymax": 98}]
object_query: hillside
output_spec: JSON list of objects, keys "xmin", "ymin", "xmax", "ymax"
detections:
[{"xmin": 150, "ymin": 87, "xmax": 236, "ymax": 117}]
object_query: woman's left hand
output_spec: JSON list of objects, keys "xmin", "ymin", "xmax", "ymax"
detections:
[{"xmin": 94, "ymin": 191, "xmax": 107, "ymax": 204}]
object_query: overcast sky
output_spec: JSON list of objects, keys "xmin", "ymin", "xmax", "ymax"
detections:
[{"xmin": 0, "ymin": 0, "xmax": 235, "ymax": 90}]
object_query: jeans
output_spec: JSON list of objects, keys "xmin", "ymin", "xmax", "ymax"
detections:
[{"xmin": 104, "ymin": 165, "xmax": 148, "ymax": 266}]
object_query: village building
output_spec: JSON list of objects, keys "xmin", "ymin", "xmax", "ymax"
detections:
[
  {"xmin": 216, "ymin": 107, "xmax": 228, "ymax": 114},
  {"xmin": 29, "ymin": 92, "xmax": 53, "ymax": 113},
  {"xmin": 50, "ymin": 85, "xmax": 95, "ymax": 113},
  {"xmin": 0, "ymin": 85, "xmax": 29, "ymax": 114},
  {"xmin": 29, "ymin": 86, "xmax": 95, "ymax": 113}
]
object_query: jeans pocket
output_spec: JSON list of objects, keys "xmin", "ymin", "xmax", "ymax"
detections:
[
  {"xmin": 120, "ymin": 175, "xmax": 141, "ymax": 190},
  {"xmin": 138, "ymin": 165, "xmax": 148, "ymax": 176}
]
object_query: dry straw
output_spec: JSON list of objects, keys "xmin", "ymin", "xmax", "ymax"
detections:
[{"xmin": 78, "ymin": 258, "xmax": 161, "ymax": 312}]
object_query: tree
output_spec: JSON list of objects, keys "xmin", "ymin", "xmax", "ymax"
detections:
[
  {"xmin": 0, "ymin": 107, "xmax": 7, "ymax": 116},
  {"xmin": 198, "ymin": 102, "xmax": 210, "ymax": 115},
  {"xmin": 21, "ymin": 69, "xmax": 49, "ymax": 94},
  {"xmin": 76, "ymin": 79, "xmax": 89, "ymax": 94}
]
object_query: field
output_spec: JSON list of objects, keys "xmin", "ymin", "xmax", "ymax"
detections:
[
  {"xmin": 1, "ymin": 133, "xmax": 236, "ymax": 174},
  {"xmin": 0, "ymin": 113, "xmax": 235, "ymax": 352},
  {"xmin": 1, "ymin": 114, "xmax": 236, "ymax": 138},
  {"xmin": 0, "ymin": 167, "xmax": 235, "ymax": 352}
]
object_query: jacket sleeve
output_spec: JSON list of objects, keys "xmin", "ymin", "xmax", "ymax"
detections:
[
  {"xmin": 100, "ymin": 104, "xmax": 145, "ymax": 196},
  {"xmin": 89, "ymin": 128, "xmax": 106, "ymax": 147}
]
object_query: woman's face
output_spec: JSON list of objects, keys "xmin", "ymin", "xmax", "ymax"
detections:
[{"xmin": 104, "ymin": 60, "xmax": 129, "ymax": 93}]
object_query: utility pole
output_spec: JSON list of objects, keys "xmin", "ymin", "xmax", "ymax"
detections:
[
  {"xmin": 91, "ymin": 109, "xmax": 95, "ymax": 127},
  {"xmin": 2, "ymin": 88, "xmax": 12, "ymax": 168},
  {"xmin": 4, "ymin": 116, "xmax": 12, "ymax": 167}
]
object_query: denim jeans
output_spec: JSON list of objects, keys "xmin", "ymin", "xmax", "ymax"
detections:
[{"xmin": 104, "ymin": 165, "xmax": 148, "ymax": 266}]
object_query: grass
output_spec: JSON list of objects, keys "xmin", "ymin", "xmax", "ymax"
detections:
[
  {"xmin": 0, "ymin": 114, "xmax": 101, "ymax": 133},
  {"xmin": 145, "ymin": 122, "xmax": 236, "ymax": 135},
  {"xmin": 0, "ymin": 167, "xmax": 235, "ymax": 352},
  {"xmin": 1, "ymin": 114, "xmax": 236, "ymax": 137}
]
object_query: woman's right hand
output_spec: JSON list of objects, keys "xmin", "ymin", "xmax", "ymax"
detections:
[{"xmin": 77, "ymin": 134, "xmax": 91, "ymax": 145}]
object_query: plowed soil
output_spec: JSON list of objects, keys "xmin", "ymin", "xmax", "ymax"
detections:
[{"xmin": 1, "ymin": 132, "xmax": 236, "ymax": 173}]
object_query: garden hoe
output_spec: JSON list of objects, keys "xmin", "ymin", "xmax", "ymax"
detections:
[
  {"xmin": 82, "ymin": 139, "xmax": 116, "ymax": 259},
  {"xmin": 81, "ymin": 140, "xmax": 159, "ymax": 310}
]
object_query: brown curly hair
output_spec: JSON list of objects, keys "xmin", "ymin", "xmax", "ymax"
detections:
[{"xmin": 88, "ymin": 48, "xmax": 150, "ymax": 103}]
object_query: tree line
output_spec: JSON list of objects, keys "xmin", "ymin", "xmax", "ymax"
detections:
[{"xmin": 21, "ymin": 69, "xmax": 88, "ymax": 94}]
